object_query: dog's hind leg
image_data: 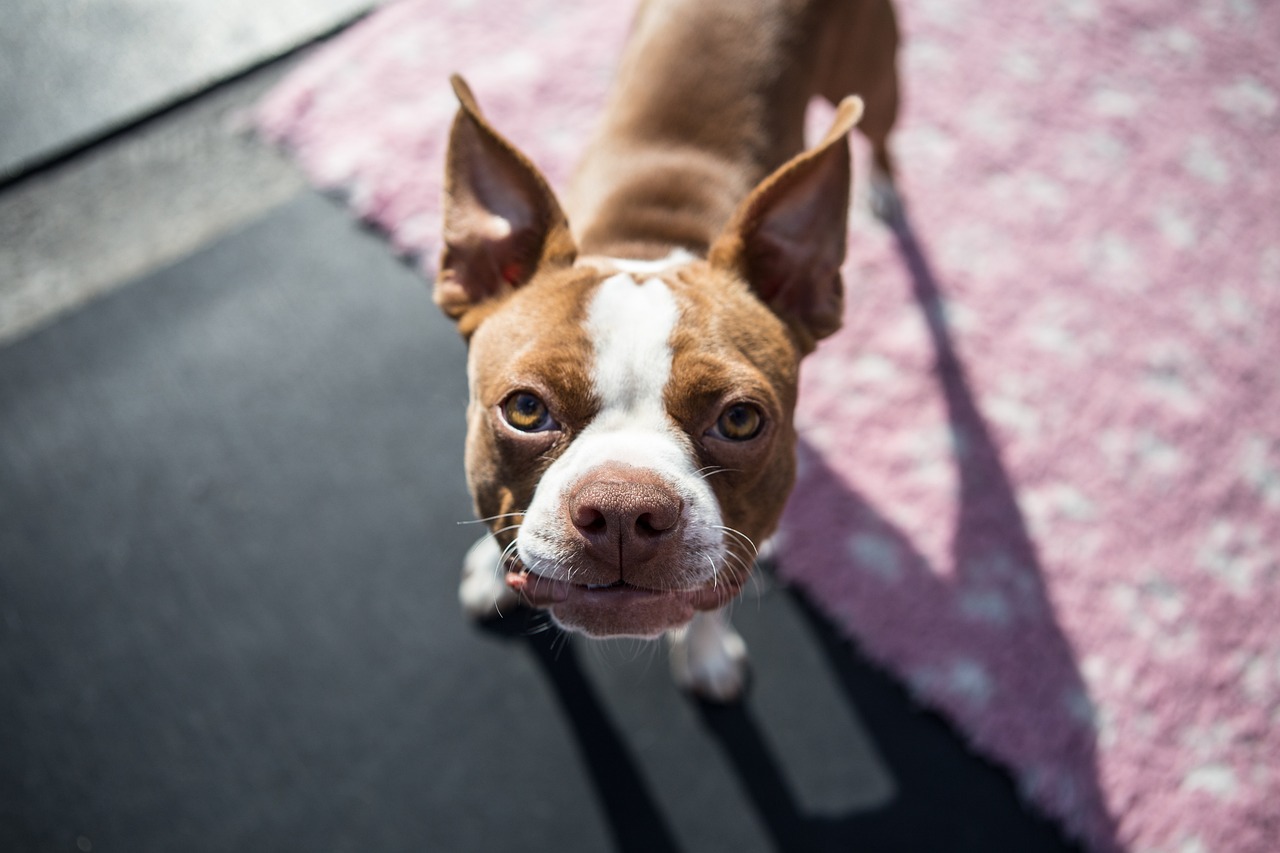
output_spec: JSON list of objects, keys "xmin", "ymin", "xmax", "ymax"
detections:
[
  {"xmin": 817, "ymin": 0, "xmax": 903, "ymax": 222},
  {"xmin": 860, "ymin": 66, "xmax": 903, "ymax": 223}
]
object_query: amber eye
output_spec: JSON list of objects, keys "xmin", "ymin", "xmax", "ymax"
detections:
[
  {"xmin": 502, "ymin": 392, "xmax": 556, "ymax": 432},
  {"xmin": 713, "ymin": 403, "xmax": 763, "ymax": 441}
]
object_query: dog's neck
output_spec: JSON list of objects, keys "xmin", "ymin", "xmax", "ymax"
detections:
[{"xmin": 565, "ymin": 0, "xmax": 829, "ymax": 260}]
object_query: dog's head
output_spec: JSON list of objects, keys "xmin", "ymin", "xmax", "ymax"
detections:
[{"xmin": 437, "ymin": 77, "xmax": 861, "ymax": 638}]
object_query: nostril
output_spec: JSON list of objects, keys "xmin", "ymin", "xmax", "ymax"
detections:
[
  {"xmin": 573, "ymin": 505, "xmax": 608, "ymax": 534},
  {"xmin": 636, "ymin": 499, "xmax": 681, "ymax": 537},
  {"xmin": 636, "ymin": 513, "xmax": 659, "ymax": 537}
]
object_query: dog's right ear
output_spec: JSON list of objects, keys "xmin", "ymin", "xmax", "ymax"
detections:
[{"xmin": 436, "ymin": 75, "xmax": 577, "ymax": 330}]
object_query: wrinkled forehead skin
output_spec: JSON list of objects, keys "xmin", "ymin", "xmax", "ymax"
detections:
[{"xmin": 463, "ymin": 259, "xmax": 804, "ymax": 552}]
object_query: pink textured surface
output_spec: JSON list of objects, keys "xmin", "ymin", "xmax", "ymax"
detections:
[{"xmin": 256, "ymin": 1, "xmax": 1280, "ymax": 850}]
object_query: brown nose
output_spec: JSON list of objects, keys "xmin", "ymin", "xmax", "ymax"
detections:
[{"xmin": 568, "ymin": 470, "xmax": 683, "ymax": 568}]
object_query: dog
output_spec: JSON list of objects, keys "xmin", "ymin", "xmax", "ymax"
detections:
[{"xmin": 436, "ymin": 0, "xmax": 900, "ymax": 701}]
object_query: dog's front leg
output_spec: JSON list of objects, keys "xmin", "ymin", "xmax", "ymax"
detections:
[
  {"xmin": 458, "ymin": 534, "xmax": 520, "ymax": 619},
  {"xmin": 668, "ymin": 609, "xmax": 749, "ymax": 702}
]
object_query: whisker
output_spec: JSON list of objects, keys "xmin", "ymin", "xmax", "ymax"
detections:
[
  {"xmin": 637, "ymin": 638, "xmax": 661, "ymax": 677},
  {"xmin": 486, "ymin": 536, "xmax": 525, "ymax": 619},
  {"xmin": 550, "ymin": 628, "xmax": 573, "ymax": 659},
  {"xmin": 714, "ymin": 525, "xmax": 759, "ymax": 557},
  {"xmin": 527, "ymin": 619, "xmax": 556, "ymax": 637},
  {"xmin": 497, "ymin": 539, "xmax": 523, "ymax": 603},
  {"xmin": 456, "ymin": 512, "xmax": 524, "ymax": 526},
  {"xmin": 723, "ymin": 550, "xmax": 752, "ymax": 577},
  {"xmin": 745, "ymin": 556, "xmax": 766, "ymax": 605}
]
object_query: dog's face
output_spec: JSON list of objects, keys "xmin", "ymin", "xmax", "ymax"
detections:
[
  {"xmin": 463, "ymin": 257, "xmax": 799, "ymax": 637},
  {"xmin": 438, "ymin": 77, "xmax": 861, "ymax": 638}
]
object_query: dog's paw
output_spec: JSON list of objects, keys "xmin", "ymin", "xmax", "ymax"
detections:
[
  {"xmin": 869, "ymin": 168, "xmax": 904, "ymax": 225},
  {"xmin": 668, "ymin": 611, "xmax": 749, "ymax": 703},
  {"xmin": 458, "ymin": 534, "xmax": 519, "ymax": 620}
]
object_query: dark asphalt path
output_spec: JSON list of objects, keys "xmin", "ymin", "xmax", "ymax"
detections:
[{"xmin": 0, "ymin": 194, "xmax": 1078, "ymax": 852}]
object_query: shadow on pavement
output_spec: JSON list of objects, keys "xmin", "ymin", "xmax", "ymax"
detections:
[{"xmin": 479, "ymin": 610, "xmax": 684, "ymax": 853}]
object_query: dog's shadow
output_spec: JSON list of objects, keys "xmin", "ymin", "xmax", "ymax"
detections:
[{"xmin": 479, "ymin": 212, "xmax": 1115, "ymax": 853}]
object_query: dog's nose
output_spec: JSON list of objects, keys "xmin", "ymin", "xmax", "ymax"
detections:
[{"xmin": 568, "ymin": 471, "xmax": 683, "ymax": 567}]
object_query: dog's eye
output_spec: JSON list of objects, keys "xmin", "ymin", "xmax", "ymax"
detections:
[
  {"xmin": 712, "ymin": 403, "xmax": 763, "ymax": 441},
  {"xmin": 502, "ymin": 392, "xmax": 556, "ymax": 432}
]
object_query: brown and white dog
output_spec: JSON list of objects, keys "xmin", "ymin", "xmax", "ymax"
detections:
[{"xmin": 437, "ymin": 0, "xmax": 899, "ymax": 700}]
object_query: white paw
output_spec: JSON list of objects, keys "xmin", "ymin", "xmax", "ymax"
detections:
[
  {"xmin": 458, "ymin": 534, "xmax": 519, "ymax": 619},
  {"xmin": 668, "ymin": 611, "xmax": 749, "ymax": 703},
  {"xmin": 869, "ymin": 168, "xmax": 904, "ymax": 224}
]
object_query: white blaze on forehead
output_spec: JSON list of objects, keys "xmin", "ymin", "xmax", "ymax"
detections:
[
  {"xmin": 587, "ymin": 272, "xmax": 679, "ymax": 421},
  {"xmin": 516, "ymin": 270, "xmax": 725, "ymax": 583}
]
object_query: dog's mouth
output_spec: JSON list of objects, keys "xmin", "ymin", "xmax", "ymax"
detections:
[
  {"xmin": 507, "ymin": 570, "xmax": 731, "ymax": 609},
  {"xmin": 505, "ymin": 568, "xmax": 738, "ymax": 638}
]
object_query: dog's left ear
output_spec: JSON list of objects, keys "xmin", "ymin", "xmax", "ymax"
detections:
[
  {"xmin": 709, "ymin": 96, "xmax": 864, "ymax": 353},
  {"xmin": 436, "ymin": 75, "xmax": 577, "ymax": 329}
]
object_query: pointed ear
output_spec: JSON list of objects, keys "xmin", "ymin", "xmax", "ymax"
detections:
[
  {"xmin": 436, "ymin": 75, "xmax": 577, "ymax": 326},
  {"xmin": 709, "ymin": 96, "xmax": 863, "ymax": 353}
]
